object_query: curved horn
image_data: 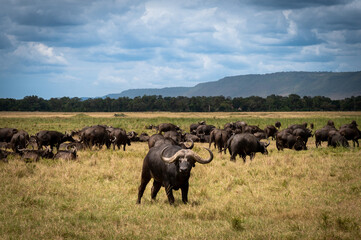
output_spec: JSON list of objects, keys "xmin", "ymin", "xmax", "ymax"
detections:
[
  {"xmin": 160, "ymin": 147, "xmax": 185, "ymax": 163},
  {"xmin": 111, "ymin": 136, "xmax": 117, "ymax": 143},
  {"xmin": 183, "ymin": 139, "xmax": 194, "ymax": 149},
  {"xmin": 129, "ymin": 131, "xmax": 135, "ymax": 138},
  {"xmin": 265, "ymin": 140, "xmax": 270, "ymax": 147},
  {"xmin": 189, "ymin": 148, "xmax": 213, "ymax": 164}
]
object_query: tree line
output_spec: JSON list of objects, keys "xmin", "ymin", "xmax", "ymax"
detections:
[{"xmin": 1, "ymin": 94, "xmax": 360, "ymax": 112}]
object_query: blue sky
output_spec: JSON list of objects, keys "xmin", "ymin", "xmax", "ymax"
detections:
[{"xmin": 1, "ymin": 0, "xmax": 361, "ymax": 99}]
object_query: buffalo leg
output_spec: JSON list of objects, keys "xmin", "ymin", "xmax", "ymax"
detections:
[
  {"xmin": 151, "ymin": 181, "xmax": 162, "ymax": 200},
  {"xmin": 230, "ymin": 153, "xmax": 236, "ymax": 161},
  {"xmin": 241, "ymin": 154, "xmax": 246, "ymax": 163},
  {"xmin": 165, "ymin": 184, "xmax": 175, "ymax": 205},
  {"xmin": 181, "ymin": 182, "xmax": 189, "ymax": 204},
  {"xmin": 137, "ymin": 171, "xmax": 151, "ymax": 204}
]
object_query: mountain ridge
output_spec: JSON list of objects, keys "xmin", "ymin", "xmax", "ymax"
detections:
[{"xmin": 105, "ymin": 71, "xmax": 361, "ymax": 100}]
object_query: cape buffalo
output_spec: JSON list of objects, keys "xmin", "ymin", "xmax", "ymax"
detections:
[
  {"xmin": 20, "ymin": 148, "xmax": 54, "ymax": 162},
  {"xmin": 54, "ymin": 148, "xmax": 77, "ymax": 160},
  {"xmin": 328, "ymin": 132, "xmax": 349, "ymax": 148},
  {"xmin": 339, "ymin": 127, "xmax": 360, "ymax": 147},
  {"xmin": 10, "ymin": 130, "xmax": 29, "ymax": 153},
  {"xmin": 264, "ymin": 125, "xmax": 278, "ymax": 140},
  {"xmin": 36, "ymin": 130, "xmax": 74, "ymax": 151},
  {"xmin": 276, "ymin": 131, "xmax": 307, "ymax": 151},
  {"xmin": 157, "ymin": 123, "xmax": 180, "ymax": 134},
  {"xmin": 108, "ymin": 128, "xmax": 132, "ymax": 151},
  {"xmin": 227, "ymin": 133, "xmax": 270, "ymax": 162},
  {"xmin": 315, "ymin": 125, "xmax": 336, "ymax": 148},
  {"xmin": 137, "ymin": 143, "xmax": 213, "ymax": 205},
  {"xmin": 0, "ymin": 128, "xmax": 18, "ymax": 142},
  {"xmin": 190, "ymin": 121, "xmax": 206, "ymax": 134},
  {"xmin": 209, "ymin": 129, "xmax": 231, "ymax": 154}
]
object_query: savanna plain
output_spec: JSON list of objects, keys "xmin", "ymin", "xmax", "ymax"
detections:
[{"xmin": 1, "ymin": 112, "xmax": 361, "ymax": 239}]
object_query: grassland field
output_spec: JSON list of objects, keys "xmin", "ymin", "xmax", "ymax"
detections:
[{"xmin": 0, "ymin": 111, "xmax": 361, "ymax": 239}]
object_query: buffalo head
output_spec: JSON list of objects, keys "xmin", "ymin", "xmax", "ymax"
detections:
[{"xmin": 160, "ymin": 147, "xmax": 213, "ymax": 174}]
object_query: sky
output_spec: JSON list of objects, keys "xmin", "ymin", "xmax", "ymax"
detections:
[{"xmin": 1, "ymin": 0, "xmax": 361, "ymax": 99}]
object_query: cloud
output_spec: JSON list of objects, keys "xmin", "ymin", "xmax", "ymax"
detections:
[
  {"xmin": 13, "ymin": 42, "xmax": 67, "ymax": 65},
  {"xmin": 0, "ymin": 0, "xmax": 360, "ymax": 98}
]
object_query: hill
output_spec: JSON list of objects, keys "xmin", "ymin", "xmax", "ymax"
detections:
[{"xmin": 105, "ymin": 71, "xmax": 361, "ymax": 99}]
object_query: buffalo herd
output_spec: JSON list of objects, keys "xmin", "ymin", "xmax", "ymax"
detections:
[{"xmin": 1, "ymin": 119, "xmax": 360, "ymax": 204}]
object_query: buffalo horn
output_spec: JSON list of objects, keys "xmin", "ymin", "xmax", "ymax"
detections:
[
  {"xmin": 189, "ymin": 148, "xmax": 213, "ymax": 164},
  {"xmin": 111, "ymin": 136, "xmax": 117, "ymax": 143},
  {"xmin": 183, "ymin": 139, "xmax": 194, "ymax": 149},
  {"xmin": 160, "ymin": 147, "xmax": 186, "ymax": 163},
  {"xmin": 265, "ymin": 140, "xmax": 270, "ymax": 147}
]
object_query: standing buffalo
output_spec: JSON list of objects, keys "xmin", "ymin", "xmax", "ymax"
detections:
[
  {"xmin": 0, "ymin": 128, "xmax": 18, "ymax": 142},
  {"xmin": 157, "ymin": 123, "xmax": 180, "ymax": 134},
  {"xmin": 264, "ymin": 125, "xmax": 278, "ymax": 140},
  {"xmin": 36, "ymin": 130, "xmax": 74, "ymax": 151},
  {"xmin": 190, "ymin": 121, "xmax": 206, "ymax": 134},
  {"xmin": 108, "ymin": 128, "xmax": 132, "ymax": 151},
  {"xmin": 227, "ymin": 133, "xmax": 270, "ymax": 162},
  {"xmin": 196, "ymin": 124, "xmax": 215, "ymax": 136},
  {"xmin": 137, "ymin": 143, "xmax": 213, "ymax": 205},
  {"xmin": 10, "ymin": 130, "xmax": 29, "ymax": 153},
  {"xmin": 76, "ymin": 125, "xmax": 111, "ymax": 149},
  {"xmin": 328, "ymin": 132, "xmax": 349, "ymax": 148},
  {"xmin": 315, "ymin": 125, "xmax": 337, "ymax": 148},
  {"xmin": 339, "ymin": 126, "xmax": 360, "ymax": 147},
  {"xmin": 209, "ymin": 129, "xmax": 231, "ymax": 153}
]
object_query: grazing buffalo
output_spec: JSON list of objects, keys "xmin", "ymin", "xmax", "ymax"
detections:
[
  {"xmin": 264, "ymin": 125, "xmax": 278, "ymax": 140},
  {"xmin": 209, "ymin": 129, "xmax": 231, "ymax": 154},
  {"xmin": 108, "ymin": 128, "xmax": 132, "ymax": 151},
  {"xmin": 138, "ymin": 133, "xmax": 150, "ymax": 142},
  {"xmin": 196, "ymin": 124, "xmax": 215, "ymax": 136},
  {"xmin": 10, "ymin": 130, "xmax": 29, "ymax": 153},
  {"xmin": 315, "ymin": 125, "xmax": 337, "ymax": 148},
  {"xmin": 54, "ymin": 148, "xmax": 77, "ymax": 160},
  {"xmin": 0, "ymin": 128, "xmax": 18, "ymax": 142},
  {"xmin": 148, "ymin": 134, "xmax": 193, "ymax": 149},
  {"xmin": 292, "ymin": 127, "xmax": 312, "ymax": 145},
  {"xmin": 276, "ymin": 131, "xmax": 307, "ymax": 151},
  {"xmin": 137, "ymin": 143, "xmax": 213, "ymax": 205},
  {"xmin": 339, "ymin": 127, "xmax": 360, "ymax": 147},
  {"xmin": 190, "ymin": 121, "xmax": 206, "ymax": 134},
  {"xmin": 77, "ymin": 125, "xmax": 110, "ymax": 149},
  {"xmin": 275, "ymin": 121, "xmax": 281, "ymax": 129},
  {"xmin": 234, "ymin": 121, "xmax": 247, "ymax": 132},
  {"xmin": 288, "ymin": 123, "xmax": 308, "ymax": 130},
  {"xmin": 157, "ymin": 123, "xmax": 180, "ymax": 134},
  {"xmin": 328, "ymin": 132, "xmax": 349, "ymax": 148},
  {"xmin": 37, "ymin": 131, "xmax": 74, "ymax": 150},
  {"xmin": 227, "ymin": 133, "xmax": 270, "ymax": 162},
  {"xmin": 184, "ymin": 133, "xmax": 200, "ymax": 143},
  {"xmin": 164, "ymin": 130, "xmax": 184, "ymax": 143},
  {"xmin": 243, "ymin": 125, "xmax": 263, "ymax": 134},
  {"xmin": 36, "ymin": 130, "xmax": 74, "ymax": 151}
]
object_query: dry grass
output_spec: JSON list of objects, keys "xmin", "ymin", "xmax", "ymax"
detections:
[
  {"xmin": 1, "ymin": 111, "xmax": 361, "ymax": 119},
  {"xmin": 1, "ymin": 112, "xmax": 361, "ymax": 239}
]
